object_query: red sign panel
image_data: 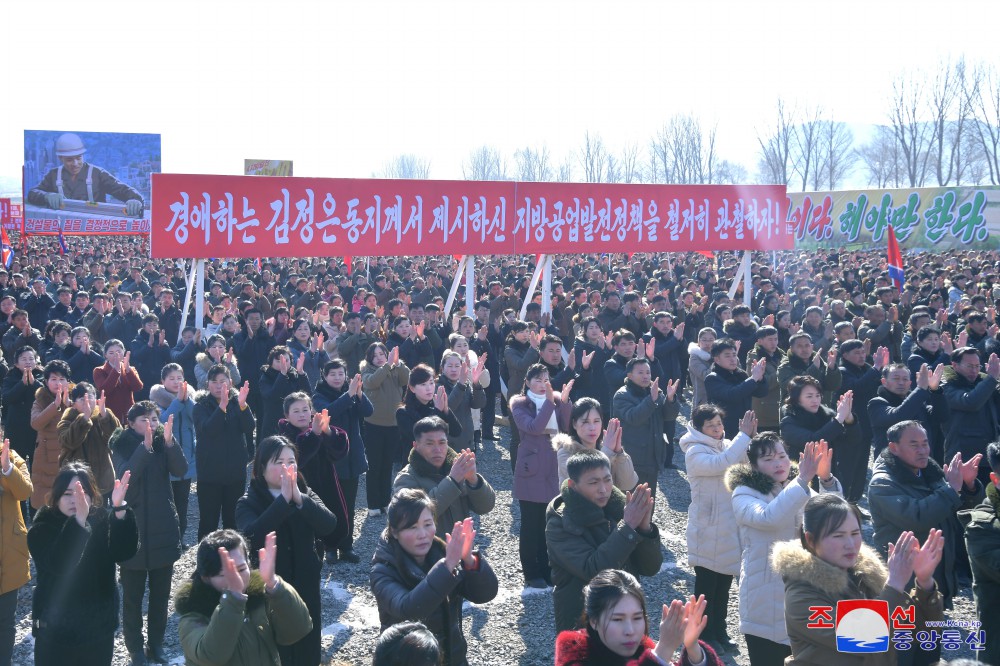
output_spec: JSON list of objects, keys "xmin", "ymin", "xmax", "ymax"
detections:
[{"xmin": 151, "ymin": 174, "xmax": 791, "ymax": 258}]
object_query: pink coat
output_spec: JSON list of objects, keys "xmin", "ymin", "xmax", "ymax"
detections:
[{"xmin": 510, "ymin": 395, "xmax": 571, "ymax": 504}]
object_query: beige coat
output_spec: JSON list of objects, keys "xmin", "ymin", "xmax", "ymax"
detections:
[
  {"xmin": 551, "ymin": 433, "xmax": 637, "ymax": 492},
  {"xmin": 0, "ymin": 450, "xmax": 32, "ymax": 594},
  {"xmin": 679, "ymin": 425, "xmax": 750, "ymax": 576},
  {"xmin": 29, "ymin": 385, "xmax": 73, "ymax": 509}
]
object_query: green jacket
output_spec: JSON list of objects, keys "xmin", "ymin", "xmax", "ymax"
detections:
[
  {"xmin": 959, "ymin": 482, "xmax": 1000, "ymax": 666},
  {"xmin": 176, "ymin": 572, "xmax": 312, "ymax": 666},
  {"xmin": 545, "ymin": 482, "xmax": 662, "ymax": 632},
  {"xmin": 361, "ymin": 360, "xmax": 410, "ymax": 427}
]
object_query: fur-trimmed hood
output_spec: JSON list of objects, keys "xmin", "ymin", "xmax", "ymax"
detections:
[
  {"xmin": 551, "ymin": 432, "xmax": 584, "ymax": 454},
  {"xmin": 687, "ymin": 342, "xmax": 711, "ymax": 362},
  {"xmin": 174, "ymin": 571, "xmax": 268, "ymax": 618},
  {"xmin": 149, "ymin": 383, "xmax": 176, "ymax": 410},
  {"xmin": 940, "ymin": 364, "xmax": 987, "ymax": 387},
  {"xmin": 725, "ymin": 462, "xmax": 799, "ymax": 494},
  {"xmin": 679, "ymin": 423, "xmax": 725, "ymax": 454},
  {"xmin": 771, "ymin": 540, "xmax": 887, "ymax": 598},
  {"xmin": 553, "ymin": 478, "xmax": 627, "ymax": 528},
  {"xmin": 555, "ymin": 629, "xmax": 657, "ymax": 666}
]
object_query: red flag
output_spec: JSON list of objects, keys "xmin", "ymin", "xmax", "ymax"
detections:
[
  {"xmin": 344, "ymin": 256, "xmax": 352, "ymax": 276},
  {"xmin": 887, "ymin": 226, "xmax": 904, "ymax": 290},
  {"xmin": 0, "ymin": 225, "xmax": 13, "ymax": 270},
  {"xmin": 697, "ymin": 250, "xmax": 715, "ymax": 259}
]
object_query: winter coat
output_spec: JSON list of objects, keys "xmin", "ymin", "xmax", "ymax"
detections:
[
  {"xmin": 723, "ymin": 319, "xmax": 758, "ymax": 364},
  {"xmin": 176, "ymin": 572, "xmax": 312, "ymax": 666},
  {"xmin": 779, "ymin": 402, "xmax": 862, "ymax": 461},
  {"xmin": 110, "ymin": 425, "xmax": 188, "ymax": 570},
  {"xmin": 312, "ymin": 380, "xmax": 372, "ymax": 479},
  {"xmin": 858, "ymin": 318, "xmax": 904, "ymax": 363},
  {"xmin": 150, "ymin": 384, "xmax": 197, "ymax": 481},
  {"xmin": 1, "ymin": 325, "xmax": 41, "ymax": 364},
  {"xmin": 503, "ymin": 339, "xmax": 539, "ymax": 399},
  {"xmin": 612, "ymin": 380, "xmax": 674, "ymax": 476},
  {"xmin": 726, "ymin": 463, "xmax": 842, "ymax": 644},
  {"xmin": 958, "ymin": 482, "xmax": 1000, "ymax": 666},
  {"xmin": 29, "ymin": 385, "xmax": 74, "ymax": 509},
  {"xmin": 745, "ymin": 345, "xmax": 783, "ymax": 429},
  {"xmin": 257, "ymin": 366, "xmax": 310, "ymax": 440},
  {"xmin": 679, "ymin": 425, "xmax": 751, "ymax": 576},
  {"xmin": 510, "ymin": 393, "xmax": 571, "ymax": 503},
  {"xmin": 572, "ymin": 339, "xmax": 613, "ymax": 415},
  {"xmin": 868, "ymin": 449, "xmax": 984, "ymax": 607},
  {"xmin": 129, "ymin": 330, "xmax": 171, "ymax": 400},
  {"xmin": 105, "ymin": 311, "xmax": 142, "ymax": 343},
  {"xmin": 27, "ymin": 507, "xmax": 138, "ymax": 643},
  {"xmin": 370, "ymin": 535, "xmax": 498, "ymax": 666},
  {"xmin": 63, "ymin": 345, "xmax": 104, "ymax": 383},
  {"xmin": 361, "ymin": 360, "xmax": 410, "ymax": 427},
  {"xmin": 940, "ymin": 365, "xmax": 1000, "ymax": 463},
  {"xmin": 645, "ymin": 327, "xmax": 684, "ymax": 384},
  {"xmin": 385, "ymin": 331, "xmax": 434, "ymax": 370},
  {"xmin": 170, "ymin": 337, "xmax": 204, "ymax": 386},
  {"xmin": 554, "ymin": 630, "xmax": 719, "ymax": 666},
  {"xmin": 1, "ymin": 368, "xmax": 42, "ymax": 457},
  {"xmin": 438, "ymin": 376, "xmax": 486, "ymax": 451},
  {"xmin": 232, "ymin": 328, "xmax": 275, "ymax": 390},
  {"xmin": 92, "ymin": 361, "xmax": 144, "ymax": 423},
  {"xmin": 551, "ymin": 433, "xmax": 637, "ymax": 492},
  {"xmin": 0, "ymin": 449, "xmax": 32, "ymax": 595},
  {"xmin": 57, "ymin": 406, "xmax": 121, "ymax": 496},
  {"xmin": 336, "ymin": 330, "xmax": 376, "ymax": 377},
  {"xmin": 906, "ymin": 345, "xmax": 950, "ymax": 381},
  {"xmin": 192, "ymin": 389, "xmax": 256, "ymax": 485},
  {"xmin": 772, "ymin": 539, "xmax": 943, "ymax": 665},
  {"xmin": 287, "ymin": 338, "xmax": 330, "ymax": 388},
  {"xmin": 396, "ymin": 400, "xmax": 464, "ymax": 452},
  {"xmin": 603, "ymin": 355, "xmax": 676, "ymax": 422},
  {"xmin": 837, "ymin": 359, "xmax": 882, "ymax": 447},
  {"xmin": 868, "ymin": 386, "xmax": 948, "ymax": 458},
  {"xmin": 393, "ymin": 445, "xmax": 496, "ymax": 540},
  {"xmin": 545, "ymin": 483, "xmax": 663, "ymax": 631},
  {"xmin": 194, "ymin": 352, "xmax": 241, "ymax": 391},
  {"xmin": 687, "ymin": 343, "xmax": 712, "ymax": 409},
  {"xmin": 776, "ymin": 350, "xmax": 842, "ymax": 407},
  {"xmin": 703, "ymin": 364, "xmax": 768, "ymax": 438},
  {"xmin": 275, "ymin": 417, "xmax": 349, "ymax": 536},
  {"xmin": 236, "ymin": 479, "xmax": 337, "ymax": 666}
]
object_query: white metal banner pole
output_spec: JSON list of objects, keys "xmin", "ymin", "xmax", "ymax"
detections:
[
  {"xmin": 519, "ymin": 255, "xmax": 547, "ymax": 320},
  {"xmin": 179, "ymin": 259, "xmax": 197, "ymax": 333},
  {"xmin": 443, "ymin": 255, "xmax": 467, "ymax": 318},
  {"xmin": 195, "ymin": 259, "xmax": 206, "ymax": 332},
  {"xmin": 465, "ymin": 255, "xmax": 475, "ymax": 318}
]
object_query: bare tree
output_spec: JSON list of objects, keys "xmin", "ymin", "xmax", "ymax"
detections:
[
  {"xmin": 812, "ymin": 120, "xmax": 855, "ymax": 190},
  {"xmin": 888, "ymin": 71, "xmax": 936, "ymax": 187},
  {"xmin": 715, "ymin": 160, "xmax": 749, "ymax": 184},
  {"xmin": 969, "ymin": 62, "xmax": 1000, "ymax": 185},
  {"xmin": 618, "ymin": 142, "xmax": 644, "ymax": 183},
  {"xmin": 926, "ymin": 58, "xmax": 981, "ymax": 185},
  {"xmin": 513, "ymin": 146, "xmax": 554, "ymax": 182},
  {"xmin": 756, "ymin": 99, "xmax": 796, "ymax": 185},
  {"xmin": 791, "ymin": 106, "xmax": 824, "ymax": 191},
  {"xmin": 649, "ymin": 114, "xmax": 719, "ymax": 183},
  {"xmin": 462, "ymin": 145, "xmax": 508, "ymax": 180},
  {"xmin": 857, "ymin": 125, "xmax": 903, "ymax": 188},
  {"xmin": 374, "ymin": 154, "xmax": 431, "ymax": 179},
  {"xmin": 577, "ymin": 131, "xmax": 614, "ymax": 183}
]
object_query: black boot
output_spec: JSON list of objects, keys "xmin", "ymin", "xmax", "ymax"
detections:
[
  {"xmin": 145, "ymin": 644, "xmax": 168, "ymax": 664},
  {"xmin": 128, "ymin": 650, "xmax": 147, "ymax": 666},
  {"xmin": 474, "ymin": 429, "xmax": 482, "ymax": 451},
  {"xmin": 338, "ymin": 548, "xmax": 361, "ymax": 564}
]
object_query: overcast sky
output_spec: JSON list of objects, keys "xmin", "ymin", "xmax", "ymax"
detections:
[{"xmin": 2, "ymin": 0, "xmax": 995, "ymax": 187}]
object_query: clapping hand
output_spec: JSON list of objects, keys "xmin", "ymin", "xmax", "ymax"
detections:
[
  {"xmin": 471, "ymin": 358, "xmax": 486, "ymax": 386},
  {"xmin": 445, "ymin": 518, "xmax": 477, "ymax": 570},
  {"xmin": 582, "ymin": 351, "xmax": 595, "ymax": 370},
  {"xmin": 0, "ymin": 439, "xmax": 10, "ymax": 473},
  {"xmin": 604, "ymin": 418, "xmax": 623, "ymax": 453},
  {"xmin": 664, "ymin": 378, "xmax": 679, "ymax": 402},
  {"xmin": 449, "ymin": 449, "xmax": 476, "ymax": 484},
  {"xmin": 260, "ymin": 531, "xmax": 279, "ymax": 592},
  {"xmin": 97, "ymin": 391, "xmax": 107, "ymax": 418},
  {"xmin": 943, "ymin": 452, "xmax": 981, "ymax": 492},
  {"xmin": 434, "ymin": 386, "xmax": 449, "ymax": 413},
  {"xmin": 237, "ymin": 382, "xmax": 250, "ymax": 409},
  {"xmin": 111, "ymin": 470, "xmax": 130, "ymax": 511},
  {"xmin": 649, "ymin": 377, "xmax": 661, "ymax": 402},
  {"xmin": 350, "ymin": 373, "xmax": 364, "ymax": 397},
  {"xmin": 311, "ymin": 409, "xmax": 331, "ymax": 436},
  {"xmin": 218, "ymin": 383, "xmax": 231, "ymax": 413},
  {"xmin": 389, "ymin": 346, "xmax": 400, "ymax": 366},
  {"xmin": 681, "ymin": 595, "xmax": 709, "ymax": 660},
  {"xmin": 560, "ymin": 378, "xmax": 575, "ymax": 403},
  {"xmin": 623, "ymin": 483, "xmax": 653, "ymax": 530},
  {"xmin": 295, "ymin": 352, "xmax": 305, "ymax": 374},
  {"xmin": 178, "ymin": 381, "xmax": 189, "ymax": 402},
  {"xmin": 72, "ymin": 478, "xmax": 92, "ymax": 527},
  {"xmin": 835, "ymin": 390, "xmax": 854, "ymax": 424},
  {"xmin": 738, "ymin": 410, "xmax": 757, "ymax": 437},
  {"xmin": 219, "ymin": 545, "xmax": 248, "ymax": 596},
  {"xmin": 751, "ymin": 357, "xmax": 766, "ymax": 381},
  {"xmin": 911, "ymin": 529, "xmax": 944, "ymax": 590},
  {"xmin": 163, "ymin": 414, "xmax": 175, "ymax": 447},
  {"xmin": 873, "ymin": 346, "xmax": 890, "ymax": 370},
  {"xmin": 886, "ymin": 531, "xmax": 919, "ymax": 593},
  {"xmin": 143, "ymin": 423, "xmax": 154, "ymax": 452}
]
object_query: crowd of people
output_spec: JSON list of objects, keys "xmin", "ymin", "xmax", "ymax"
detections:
[{"xmin": 0, "ymin": 235, "xmax": 998, "ymax": 665}]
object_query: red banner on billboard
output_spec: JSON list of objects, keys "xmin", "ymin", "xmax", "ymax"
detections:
[{"xmin": 151, "ymin": 174, "xmax": 791, "ymax": 259}]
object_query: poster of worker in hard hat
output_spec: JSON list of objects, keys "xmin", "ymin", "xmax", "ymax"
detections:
[{"xmin": 23, "ymin": 130, "xmax": 160, "ymax": 235}]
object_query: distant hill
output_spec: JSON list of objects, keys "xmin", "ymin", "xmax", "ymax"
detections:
[{"xmin": 0, "ymin": 176, "xmax": 21, "ymax": 198}]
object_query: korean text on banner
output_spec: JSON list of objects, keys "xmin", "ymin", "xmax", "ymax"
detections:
[
  {"xmin": 787, "ymin": 187, "xmax": 1000, "ymax": 250},
  {"xmin": 23, "ymin": 130, "xmax": 161, "ymax": 235},
  {"xmin": 245, "ymin": 160, "xmax": 293, "ymax": 177},
  {"xmin": 0, "ymin": 199, "xmax": 9, "ymax": 230},
  {"xmin": 151, "ymin": 174, "xmax": 791, "ymax": 259}
]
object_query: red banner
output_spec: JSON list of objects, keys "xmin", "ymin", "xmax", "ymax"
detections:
[
  {"xmin": 0, "ymin": 199, "xmax": 9, "ymax": 231},
  {"xmin": 151, "ymin": 174, "xmax": 791, "ymax": 259}
]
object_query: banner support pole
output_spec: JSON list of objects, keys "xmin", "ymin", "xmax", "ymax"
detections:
[
  {"xmin": 519, "ymin": 255, "xmax": 547, "ymax": 320},
  {"xmin": 465, "ymin": 256, "xmax": 475, "ymax": 318},
  {"xmin": 443, "ymin": 255, "xmax": 467, "ymax": 318},
  {"xmin": 179, "ymin": 259, "xmax": 198, "ymax": 333}
]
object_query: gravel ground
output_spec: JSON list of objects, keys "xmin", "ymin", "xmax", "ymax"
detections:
[{"xmin": 10, "ymin": 396, "xmax": 985, "ymax": 665}]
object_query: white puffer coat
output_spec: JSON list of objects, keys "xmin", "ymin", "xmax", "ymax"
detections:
[
  {"xmin": 725, "ymin": 463, "xmax": 842, "ymax": 644},
  {"xmin": 679, "ymin": 424, "xmax": 751, "ymax": 576}
]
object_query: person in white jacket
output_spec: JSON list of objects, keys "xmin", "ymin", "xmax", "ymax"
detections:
[
  {"xmin": 679, "ymin": 403, "xmax": 755, "ymax": 657},
  {"xmin": 687, "ymin": 328, "xmax": 716, "ymax": 409},
  {"xmin": 724, "ymin": 435, "xmax": 841, "ymax": 666}
]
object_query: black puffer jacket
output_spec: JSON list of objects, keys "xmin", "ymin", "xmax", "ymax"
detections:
[
  {"xmin": 27, "ymin": 506, "xmax": 138, "ymax": 643},
  {"xmin": 110, "ymin": 426, "xmax": 188, "ymax": 570},
  {"xmin": 940, "ymin": 366, "xmax": 1000, "ymax": 463},
  {"xmin": 370, "ymin": 535, "xmax": 498, "ymax": 666},
  {"xmin": 257, "ymin": 366, "xmax": 310, "ymax": 440},
  {"xmin": 192, "ymin": 389, "xmax": 256, "ymax": 485},
  {"xmin": 779, "ymin": 402, "xmax": 862, "ymax": 461}
]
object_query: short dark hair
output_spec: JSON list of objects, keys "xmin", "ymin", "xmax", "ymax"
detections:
[
  {"xmin": 413, "ymin": 416, "xmax": 449, "ymax": 440},
  {"xmin": 126, "ymin": 400, "xmax": 158, "ymax": 424},
  {"xmin": 987, "ymin": 441, "xmax": 1000, "ymax": 476},
  {"xmin": 747, "ymin": 432, "xmax": 784, "ymax": 468},
  {"xmin": 915, "ymin": 325, "xmax": 941, "ymax": 343},
  {"xmin": 691, "ymin": 404, "xmax": 725, "ymax": 431},
  {"xmin": 784, "ymin": 375, "xmax": 823, "ymax": 408},
  {"xmin": 801, "ymin": 494, "xmax": 863, "ymax": 552},
  {"xmin": 625, "ymin": 357, "xmax": 650, "ymax": 373},
  {"xmin": 567, "ymin": 449, "xmax": 611, "ymax": 483},
  {"xmin": 886, "ymin": 420, "xmax": 926, "ymax": 445},
  {"xmin": 49, "ymin": 461, "xmax": 102, "ymax": 509},
  {"xmin": 206, "ymin": 364, "xmax": 231, "ymax": 383},
  {"xmin": 710, "ymin": 339, "xmax": 736, "ymax": 358},
  {"xmin": 194, "ymin": 529, "xmax": 248, "ymax": 579},
  {"xmin": 43, "ymin": 359, "xmax": 71, "ymax": 381},
  {"xmin": 160, "ymin": 362, "xmax": 183, "ymax": 380},
  {"xmin": 372, "ymin": 621, "xmax": 441, "ymax": 666},
  {"xmin": 951, "ymin": 346, "xmax": 981, "ymax": 366},
  {"xmin": 755, "ymin": 325, "xmax": 778, "ymax": 340},
  {"xmin": 384, "ymin": 488, "xmax": 436, "ymax": 542},
  {"xmin": 282, "ymin": 391, "xmax": 312, "ymax": 415},
  {"xmin": 839, "ymin": 339, "xmax": 864, "ymax": 355}
]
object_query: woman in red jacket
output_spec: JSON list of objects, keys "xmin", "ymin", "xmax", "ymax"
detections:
[
  {"xmin": 93, "ymin": 339, "xmax": 143, "ymax": 423},
  {"xmin": 555, "ymin": 569, "xmax": 721, "ymax": 666}
]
